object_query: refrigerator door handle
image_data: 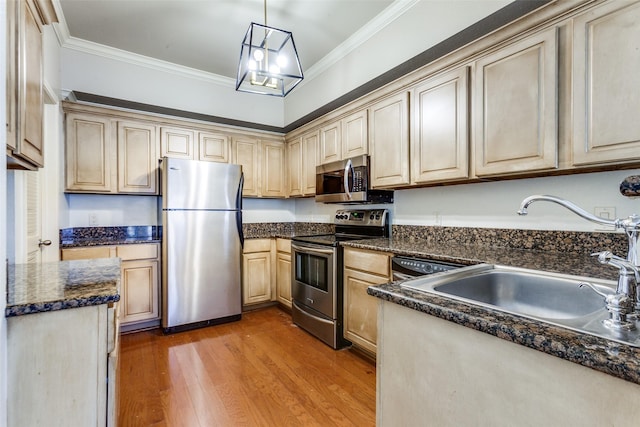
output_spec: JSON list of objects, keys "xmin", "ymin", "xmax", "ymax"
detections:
[
  {"xmin": 236, "ymin": 172, "xmax": 244, "ymax": 247},
  {"xmin": 236, "ymin": 210, "xmax": 244, "ymax": 247},
  {"xmin": 236, "ymin": 173, "xmax": 244, "ymax": 211}
]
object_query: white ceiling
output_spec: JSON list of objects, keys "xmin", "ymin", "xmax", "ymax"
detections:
[{"xmin": 57, "ymin": 0, "xmax": 396, "ymax": 81}]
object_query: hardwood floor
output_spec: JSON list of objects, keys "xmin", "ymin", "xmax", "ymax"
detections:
[{"xmin": 118, "ymin": 306, "xmax": 376, "ymax": 426}]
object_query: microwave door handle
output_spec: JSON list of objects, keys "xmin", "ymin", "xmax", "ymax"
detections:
[{"xmin": 343, "ymin": 159, "xmax": 353, "ymax": 200}]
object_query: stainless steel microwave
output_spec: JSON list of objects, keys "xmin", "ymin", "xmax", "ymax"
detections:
[{"xmin": 315, "ymin": 155, "xmax": 394, "ymax": 204}]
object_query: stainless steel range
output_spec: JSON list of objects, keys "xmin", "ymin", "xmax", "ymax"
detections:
[{"xmin": 291, "ymin": 209, "xmax": 390, "ymax": 349}]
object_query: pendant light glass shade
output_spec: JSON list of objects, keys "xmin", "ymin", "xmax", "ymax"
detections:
[{"xmin": 236, "ymin": 22, "xmax": 304, "ymax": 97}]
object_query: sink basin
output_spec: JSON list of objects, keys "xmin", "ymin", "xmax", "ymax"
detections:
[{"xmin": 400, "ymin": 264, "xmax": 640, "ymax": 347}]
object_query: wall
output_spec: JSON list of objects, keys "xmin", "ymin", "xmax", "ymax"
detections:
[
  {"xmin": 60, "ymin": 48, "xmax": 285, "ymax": 127},
  {"xmin": 284, "ymin": 0, "xmax": 511, "ymax": 124},
  {"xmin": 1, "ymin": 0, "xmax": 8, "ymax": 423}
]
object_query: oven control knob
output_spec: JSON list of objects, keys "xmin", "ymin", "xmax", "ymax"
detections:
[{"xmin": 369, "ymin": 214, "xmax": 374, "ymax": 220}]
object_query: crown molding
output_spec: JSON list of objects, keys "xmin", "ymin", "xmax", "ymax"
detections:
[
  {"xmin": 51, "ymin": 0, "xmax": 420, "ymax": 90},
  {"xmin": 300, "ymin": 0, "xmax": 420, "ymax": 85}
]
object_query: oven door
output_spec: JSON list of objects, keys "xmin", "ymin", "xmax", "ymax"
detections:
[{"xmin": 291, "ymin": 242, "xmax": 336, "ymax": 318}]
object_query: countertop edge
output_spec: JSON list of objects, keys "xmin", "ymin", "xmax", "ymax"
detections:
[
  {"xmin": 368, "ymin": 283, "xmax": 640, "ymax": 386},
  {"xmin": 5, "ymin": 294, "xmax": 121, "ymax": 317}
]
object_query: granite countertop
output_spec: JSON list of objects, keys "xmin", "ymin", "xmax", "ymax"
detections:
[
  {"xmin": 351, "ymin": 237, "xmax": 640, "ymax": 385},
  {"xmin": 6, "ymin": 258, "xmax": 121, "ymax": 317},
  {"xmin": 59, "ymin": 225, "xmax": 161, "ymax": 248}
]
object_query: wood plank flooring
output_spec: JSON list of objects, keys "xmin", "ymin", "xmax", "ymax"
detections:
[{"xmin": 118, "ymin": 306, "xmax": 376, "ymax": 426}]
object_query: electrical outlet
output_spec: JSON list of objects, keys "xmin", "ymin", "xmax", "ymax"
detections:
[
  {"xmin": 594, "ymin": 207, "xmax": 616, "ymax": 220},
  {"xmin": 89, "ymin": 213, "xmax": 98, "ymax": 226},
  {"xmin": 594, "ymin": 207, "xmax": 615, "ymax": 231}
]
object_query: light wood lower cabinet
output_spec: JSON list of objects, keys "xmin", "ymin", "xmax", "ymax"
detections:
[
  {"xmin": 61, "ymin": 243, "xmax": 161, "ymax": 330},
  {"xmin": 275, "ymin": 238, "xmax": 292, "ymax": 308},
  {"xmin": 7, "ymin": 303, "xmax": 117, "ymax": 426},
  {"xmin": 242, "ymin": 239, "xmax": 275, "ymax": 306},
  {"xmin": 242, "ymin": 238, "xmax": 291, "ymax": 309},
  {"xmin": 343, "ymin": 247, "xmax": 392, "ymax": 357}
]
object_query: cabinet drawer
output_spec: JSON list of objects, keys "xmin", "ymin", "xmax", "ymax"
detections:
[
  {"xmin": 116, "ymin": 244, "xmax": 159, "ymax": 261},
  {"xmin": 61, "ymin": 246, "xmax": 115, "ymax": 260},
  {"xmin": 244, "ymin": 239, "xmax": 272, "ymax": 253},
  {"xmin": 343, "ymin": 248, "xmax": 391, "ymax": 277},
  {"xmin": 276, "ymin": 238, "xmax": 291, "ymax": 254}
]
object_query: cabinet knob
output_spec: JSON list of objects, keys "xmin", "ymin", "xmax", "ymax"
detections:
[{"xmin": 38, "ymin": 239, "xmax": 52, "ymax": 247}]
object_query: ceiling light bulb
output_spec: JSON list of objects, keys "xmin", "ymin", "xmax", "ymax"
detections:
[
  {"xmin": 248, "ymin": 60, "xmax": 257, "ymax": 70},
  {"xmin": 253, "ymin": 49, "xmax": 264, "ymax": 62},
  {"xmin": 276, "ymin": 55, "xmax": 287, "ymax": 68}
]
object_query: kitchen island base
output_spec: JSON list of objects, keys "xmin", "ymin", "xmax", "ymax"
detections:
[{"xmin": 377, "ymin": 300, "xmax": 640, "ymax": 426}]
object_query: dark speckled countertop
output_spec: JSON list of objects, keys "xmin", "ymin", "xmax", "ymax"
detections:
[
  {"xmin": 348, "ymin": 236, "xmax": 640, "ymax": 385},
  {"xmin": 6, "ymin": 258, "xmax": 121, "ymax": 317}
]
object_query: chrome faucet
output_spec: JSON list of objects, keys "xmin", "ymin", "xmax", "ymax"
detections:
[
  {"xmin": 518, "ymin": 195, "xmax": 640, "ymax": 325},
  {"xmin": 517, "ymin": 195, "xmax": 640, "ymax": 269}
]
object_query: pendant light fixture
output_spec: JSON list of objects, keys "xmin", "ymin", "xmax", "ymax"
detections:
[{"xmin": 236, "ymin": 0, "xmax": 304, "ymax": 97}]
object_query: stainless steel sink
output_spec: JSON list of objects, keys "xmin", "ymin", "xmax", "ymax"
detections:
[{"xmin": 400, "ymin": 264, "xmax": 640, "ymax": 347}]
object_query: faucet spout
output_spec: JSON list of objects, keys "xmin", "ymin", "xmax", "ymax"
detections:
[{"xmin": 517, "ymin": 195, "xmax": 618, "ymax": 228}]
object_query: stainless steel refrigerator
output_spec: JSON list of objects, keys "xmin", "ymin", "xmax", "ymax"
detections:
[{"xmin": 161, "ymin": 157, "xmax": 244, "ymax": 333}]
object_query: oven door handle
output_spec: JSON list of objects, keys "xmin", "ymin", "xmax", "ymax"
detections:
[
  {"xmin": 291, "ymin": 243, "xmax": 336, "ymax": 256},
  {"xmin": 343, "ymin": 158, "xmax": 353, "ymax": 200}
]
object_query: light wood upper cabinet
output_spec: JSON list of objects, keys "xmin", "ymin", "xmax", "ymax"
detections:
[
  {"xmin": 287, "ymin": 137, "xmax": 303, "ymax": 197},
  {"xmin": 232, "ymin": 137, "xmax": 286, "ymax": 198},
  {"xmin": 261, "ymin": 140, "xmax": 286, "ymax": 198},
  {"xmin": 319, "ymin": 121, "xmax": 342, "ymax": 164},
  {"xmin": 117, "ymin": 121, "xmax": 159, "ymax": 194},
  {"xmin": 198, "ymin": 131, "xmax": 230, "ymax": 163},
  {"xmin": 411, "ymin": 67, "xmax": 470, "ymax": 184},
  {"xmin": 341, "ymin": 109, "xmax": 368, "ymax": 159},
  {"xmin": 572, "ymin": 1, "xmax": 640, "ymax": 166},
  {"xmin": 302, "ymin": 131, "xmax": 319, "ymax": 195},
  {"xmin": 473, "ymin": 27, "xmax": 558, "ymax": 177},
  {"xmin": 369, "ymin": 92, "xmax": 410, "ymax": 188},
  {"xmin": 160, "ymin": 127, "xmax": 194, "ymax": 159},
  {"xmin": 288, "ymin": 129, "xmax": 318, "ymax": 197},
  {"xmin": 6, "ymin": 0, "xmax": 56, "ymax": 170},
  {"xmin": 232, "ymin": 137, "xmax": 260, "ymax": 196},
  {"xmin": 319, "ymin": 110, "xmax": 368, "ymax": 165},
  {"xmin": 65, "ymin": 113, "xmax": 116, "ymax": 193}
]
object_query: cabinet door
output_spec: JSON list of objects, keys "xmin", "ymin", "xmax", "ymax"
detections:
[
  {"xmin": 12, "ymin": 0, "xmax": 44, "ymax": 168},
  {"xmin": 287, "ymin": 138, "xmax": 303, "ymax": 197},
  {"xmin": 242, "ymin": 251, "xmax": 272, "ymax": 305},
  {"xmin": 117, "ymin": 121, "xmax": 158, "ymax": 194},
  {"xmin": 276, "ymin": 251, "xmax": 292, "ymax": 308},
  {"xmin": 232, "ymin": 137, "xmax": 259, "ymax": 197},
  {"xmin": 572, "ymin": 1, "xmax": 640, "ymax": 166},
  {"xmin": 343, "ymin": 268, "xmax": 388, "ymax": 356},
  {"xmin": 261, "ymin": 140, "xmax": 286, "ymax": 198},
  {"xmin": 160, "ymin": 127, "xmax": 194, "ymax": 159},
  {"xmin": 6, "ymin": 0, "xmax": 18, "ymax": 152},
  {"xmin": 369, "ymin": 92, "xmax": 410, "ymax": 188},
  {"xmin": 342, "ymin": 110, "xmax": 368, "ymax": 159},
  {"xmin": 302, "ymin": 130, "xmax": 319, "ymax": 195},
  {"xmin": 199, "ymin": 131, "xmax": 230, "ymax": 163},
  {"xmin": 319, "ymin": 121, "xmax": 341, "ymax": 165},
  {"xmin": 120, "ymin": 259, "xmax": 160, "ymax": 324},
  {"xmin": 411, "ymin": 67, "xmax": 469, "ymax": 184},
  {"xmin": 60, "ymin": 246, "xmax": 116, "ymax": 260},
  {"xmin": 474, "ymin": 27, "xmax": 558, "ymax": 176},
  {"xmin": 65, "ymin": 113, "xmax": 116, "ymax": 193}
]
